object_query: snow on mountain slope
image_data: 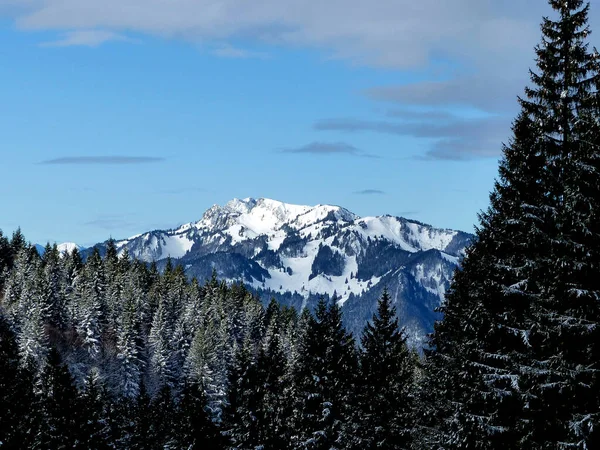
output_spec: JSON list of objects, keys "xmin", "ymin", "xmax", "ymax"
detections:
[
  {"xmin": 34, "ymin": 242, "xmax": 82, "ymax": 256},
  {"xmin": 86, "ymin": 197, "xmax": 473, "ymax": 345},
  {"xmin": 57, "ymin": 242, "xmax": 82, "ymax": 255},
  {"xmin": 104, "ymin": 198, "xmax": 468, "ymax": 303}
]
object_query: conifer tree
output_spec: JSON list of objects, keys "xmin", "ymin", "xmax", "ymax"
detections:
[
  {"xmin": 222, "ymin": 338, "xmax": 262, "ymax": 449},
  {"xmin": 424, "ymin": 1, "xmax": 600, "ymax": 448},
  {"xmin": 0, "ymin": 312, "xmax": 35, "ymax": 447},
  {"xmin": 115, "ymin": 279, "xmax": 144, "ymax": 399},
  {"xmin": 290, "ymin": 298, "xmax": 358, "ymax": 449},
  {"xmin": 148, "ymin": 295, "xmax": 175, "ymax": 392},
  {"xmin": 37, "ymin": 347, "xmax": 85, "ymax": 449},
  {"xmin": 40, "ymin": 243, "xmax": 67, "ymax": 331},
  {"xmin": 79, "ymin": 369, "xmax": 111, "ymax": 449},
  {"xmin": 358, "ymin": 289, "xmax": 415, "ymax": 449},
  {"xmin": 104, "ymin": 239, "xmax": 124, "ymax": 331},
  {"xmin": 14, "ymin": 251, "xmax": 50, "ymax": 374},
  {"xmin": 0, "ymin": 229, "xmax": 11, "ymax": 290},
  {"xmin": 10, "ymin": 228, "xmax": 26, "ymax": 258},
  {"xmin": 76, "ymin": 248, "xmax": 106, "ymax": 361},
  {"xmin": 255, "ymin": 326, "xmax": 289, "ymax": 449},
  {"xmin": 172, "ymin": 380, "xmax": 224, "ymax": 449},
  {"xmin": 129, "ymin": 382, "xmax": 155, "ymax": 450},
  {"xmin": 149, "ymin": 385, "xmax": 176, "ymax": 449}
]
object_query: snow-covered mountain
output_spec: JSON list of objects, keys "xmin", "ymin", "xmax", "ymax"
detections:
[
  {"xmin": 35, "ymin": 242, "xmax": 82, "ymax": 256},
  {"xmin": 87, "ymin": 198, "xmax": 473, "ymax": 346}
]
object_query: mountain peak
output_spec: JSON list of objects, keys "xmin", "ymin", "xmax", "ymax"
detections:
[
  {"xmin": 83, "ymin": 197, "xmax": 472, "ymax": 346},
  {"xmin": 196, "ymin": 198, "xmax": 357, "ymax": 235}
]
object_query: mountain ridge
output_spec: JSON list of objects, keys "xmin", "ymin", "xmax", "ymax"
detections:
[{"xmin": 73, "ymin": 197, "xmax": 473, "ymax": 345}]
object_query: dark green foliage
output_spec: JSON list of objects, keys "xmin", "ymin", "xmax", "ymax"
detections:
[
  {"xmin": 149, "ymin": 386, "xmax": 175, "ymax": 449},
  {"xmin": 172, "ymin": 381, "xmax": 223, "ymax": 449},
  {"xmin": 254, "ymin": 331, "xmax": 289, "ymax": 449},
  {"xmin": 79, "ymin": 371, "xmax": 111, "ymax": 449},
  {"xmin": 10, "ymin": 228, "xmax": 26, "ymax": 258},
  {"xmin": 129, "ymin": 383, "xmax": 154, "ymax": 450},
  {"xmin": 37, "ymin": 347, "xmax": 86, "ymax": 449},
  {"xmin": 222, "ymin": 339, "xmax": 263, "ymax": 449},
  {"xmin": 357, "ymin": 289, "xmax": 416, "ymax": 449},
  {"xmin": 0, "ymin": 230, "xmax": 11, "ymax": 291},
  {"xmin": 423, "ymin": 1, "xmax": 600, "ymax": 448},
  {"xmin": 309, "ymin": 245, "xmax": 346, "ymax": 280},
  {"xmin": 290, "ymin": 297, "xmax": 359, "ymax": 449},
  {"xmin": 0, "ymin": 313, "xmax": 37, "ymax": 448}
]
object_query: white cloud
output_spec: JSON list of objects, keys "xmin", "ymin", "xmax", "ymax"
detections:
[
  {"xmin": 2, "ymin": 0, "xmax": 559, "ymax": 69},
  {"xmin": 40, "ymin": 29, "xmax": 135, "ymax": 47},
  {"xmin": 211, "ymin": 43, "xmax": 269, "ymax": 59},
  {"xmin": 3, "ymin": 0, "xmax": 599, "ymax": 128}
]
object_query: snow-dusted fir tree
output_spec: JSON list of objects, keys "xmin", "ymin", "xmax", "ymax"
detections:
[
  {"xmin": 184, "ymin": 274, "xmax": 236, "ymax": 419},
  {"xmin": 222, "ymin": 337, "xmax": 262, "ymax": 449},
  {"xmin": 171, "ymin": 380, "xmax": 223, "ymax": 449},
  {"xmin": 103, "ymin": 240, "xmax": 125, "ymax": 332},
  {"xmin": 424, "ymin": 1, "xmax": 600, "ymax": 448},
  {"xmin": 254, "ymin": 320, "xmax": 289, "ymax": 450},
  {"xmin": 522, "ymin": 1, "xmax": 600, "ymax": 445},
  {"xmin": 0, "ymin": 229, "xmax": 11, "ymax": 290},
  {"xmin": 2, "ymin": 248, "xmax": 30, "ymax": 312},
  {"xmin": 357, "ymin": 289, "xmax": 416, "ymax": 449},
  {"xmin": 36, "ymin": 347, "xmax": 85, "ymax": 449},
  {"xmin": 75, "ymin": 248, "xmax": 106, "ymax": 361},
  {"xmin": 40, "ymin": 243, "xmax": 67, "ymax": 331},
  {"xmin": 148, "ymin": 295, "xmax": 175, "ymax": 392},
  {"xmin": 185, "ymin": 308, "xmax": 230, "ymax": 420},
  {"xmin": 115, "ymin": 282, "xmax": 144, "ymax": 399},
  {"xmin": 0, "ymin": 311, "xmax": 36, "ymax": 448},
  {"xmin": 12, "ymin": 250, "xmax": 51, "ymax": 374},
  {"xmin": 290, "ymin": 298, "xmax": 358, "ymax": 450}
]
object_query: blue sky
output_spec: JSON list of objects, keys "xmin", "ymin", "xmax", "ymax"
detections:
[{"xmin": 1, "ymin": 0, "xmax": 597, "ymax": 246}]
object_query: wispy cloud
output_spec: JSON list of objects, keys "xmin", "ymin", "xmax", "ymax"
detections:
[
  {"xmin": 5, "ymin": 0, "xmax": 598, "ymax": 140},
  {"xmin": 398, "ymin": 210, "xmax": 420, "ymax": 217},
  {"xmin": 212, "ymin": 44, "xmax": 269, "ymax": 59},
  {"xmin": 40, "ymin": 29, "xmax": 136, "ymax": 47},
  {"xmin": 385, "ymin": 109, "xmax": 458, "ymax": 121},
  {"xmin": 40, "ymin": 156, "xmax": 165, "ymax": 165},
  {"xmin": 281, "ymin": 142, "xmax": 377, "ymax": 158},
  {"xmin": 10, "ymin": 0, "xmax": 550, "ymax": 70},
  {"xmin": 315, "ymin": 116, "xmax": 509, "ymax": 161},
  {"xmin": 354, "ymin": 189, "xmax": 386, "ymax": 195},
  {"xmin": 5, "ymin": 1, "xmax": 598, "ymax": 166},
  {"xmin": 365, "ymin": 77, "xmax": 523, "ymax": 115}
]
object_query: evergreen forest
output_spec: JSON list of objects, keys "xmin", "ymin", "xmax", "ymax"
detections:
[{"xmin": 2, "ymin": 0, "xmax": 600, "ymax": 448}]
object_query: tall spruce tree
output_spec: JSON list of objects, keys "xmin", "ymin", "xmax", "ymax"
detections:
[
  {"xmin": 172, "ymin": 380, "xmax": 224, "ymax": 449},
  {"xmin": 222, "ymin": 337, "xmax": 262, "ymax": 449},
  {"xmin": 0, "ymin": 229, "xmax": 11, "ymax": 291},
  {"xmin": 358, "ymin": 289, "xmax": 416, "ymax": 449},
  {"xmin": 254, "ymin": 320, "xmax": 289, "ymax": 449},
  {"xmin": 424, "ymin": 1, "xmax": 600, "ymax": 448},
  {"xmin": 290, "ymin": 298, "xmax": 358, "ymax": 450},
  {"xmin": 0, "ymin": 312, "xmax": 35, "ymax": 447},
  {"xmin": 36, "ymin": 347, "xmax": 85, "ymax": 449},
  {"xmin": 79, "ymin": 369, "xmax": 111, "ymax": 449}
]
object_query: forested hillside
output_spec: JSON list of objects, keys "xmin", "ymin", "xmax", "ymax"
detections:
[
  {"xmin": 0, "ymin": 232, "xmax": 418, "ymax": 448},
  {"xmin": 2, "ymin": 0, "xmax": 600, "ymax": 448}
]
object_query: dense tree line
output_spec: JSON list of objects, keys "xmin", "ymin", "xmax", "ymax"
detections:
[
  {"xmin": 0, "ymin": 230, "xmax": 417, "ymax": 449},
  {"xmin": 2, "ymin": 0, "xmax": 600, "ymax": 448}
]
